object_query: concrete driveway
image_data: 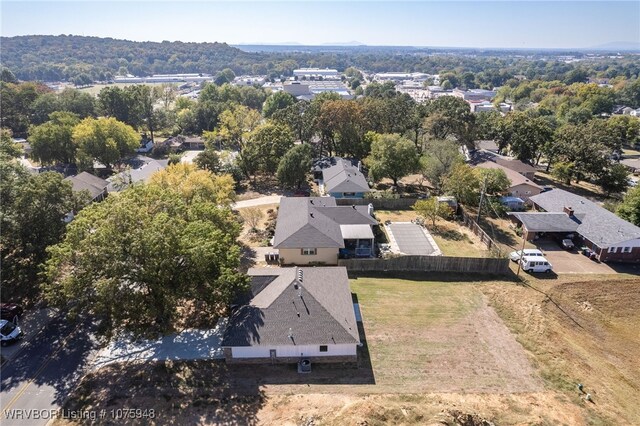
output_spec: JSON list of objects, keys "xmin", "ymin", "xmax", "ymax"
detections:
[
  {"xmin": 90, "ymin": 319, "xmax": 227, "ymax": 370},
  {"xmin": 535, "ymin": 240, "xmax": 617, "ymax": 274}
]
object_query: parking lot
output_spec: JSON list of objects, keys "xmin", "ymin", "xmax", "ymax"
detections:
[{"xmin": 534, "ymin": 240, "xmax": 617, "ymax": 274}]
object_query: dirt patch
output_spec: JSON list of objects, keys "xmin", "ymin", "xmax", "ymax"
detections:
[{"xmin": 482, "ymin": 276, "xmax": 640, "ymax": 425}]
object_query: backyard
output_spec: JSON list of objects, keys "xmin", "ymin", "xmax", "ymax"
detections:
[
  {"xmin": 375, "ymin": 209, "xmax": 492, "ymax": 257},
  {"xmin": 55, "ymin": 273, "xmax": 640, "ymax": 425}
]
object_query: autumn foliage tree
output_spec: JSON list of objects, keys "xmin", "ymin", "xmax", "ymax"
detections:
[{"xmin": 42, "ymin": 164, "xmax": 244, "ymax": 339}]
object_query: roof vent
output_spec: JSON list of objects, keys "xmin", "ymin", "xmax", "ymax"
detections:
[
  {"xmin": 310, "ymin": 212, "xmax": 314, "ymax": 218},
  {"xmin": 310, "ymin": 199, "xmax": 314, "ymax": 204},
  {"xmin": 298, "ymin": 269, "xmax": 303, "ymax": 282},
  {"xmin": 564, "ymin": 206, "xmax": 574, "ymax": 217},
  {"xmin": 352, "ymin": 205, "xmax": 356, "ymax": 209}
]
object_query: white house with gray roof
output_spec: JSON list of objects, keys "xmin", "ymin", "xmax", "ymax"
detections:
[
  {"xmin": 221, "ymin": 267, "xmax": 360, "ymax": 363},
  {"xmin": 316, "ymin": 157, "xmax": 371, "ymax": 199},
  {"xmin": 273, "ymin": 197, "xmax": 377, "ymax": 265},
  {"xmin": 529, "ymin": 189, "xmax": 640, "ymax": 262}
]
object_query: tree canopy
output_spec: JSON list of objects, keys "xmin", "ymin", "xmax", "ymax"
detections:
[{"xmin": 42, "ymin": 164, "xmax": 245, "ymax": 339}]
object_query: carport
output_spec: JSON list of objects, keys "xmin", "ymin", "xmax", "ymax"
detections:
[{"xmin": 508, "ymin": 212, "xmax": 579, "ymax": 241}]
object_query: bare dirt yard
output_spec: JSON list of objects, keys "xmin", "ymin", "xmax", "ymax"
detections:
[{"xmin": 55, "ymin": 273, "xmax": 639, "ymax": 426}]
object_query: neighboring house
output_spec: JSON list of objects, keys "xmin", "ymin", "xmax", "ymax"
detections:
[
  {"xmin": 64, "ymin": 171, "xmax": 109, "ymax": 202},
  {"xmin": 476, "ymin": 162, "xmax": 542, "ymax": 201},
  {"xmin": 500, "ymin": 196, "xmax": 525, "ymax": 211},
  {"xmin": 528, "ymin": 189, "xmax": 640, "ymax": 262},
  {"xmin": 160, "ymin": 135, "xmax": 205, "ymax": 151},
  {"xmin": 221, "ymin": 266, "xmax": 360, "ymax": 364},
  {"xmin": 273, "ymin": 197, "xmax": 377, "ymax": 265},
  {"xmin": 107, "ymin": 156, "xmax": 168, "ymax": 191},
  {"xmin": 471, "ymin": 150, "xmax": 537, "ymax": 180},
  {"xmin": 315, "ymin": 157, "xmax": 371, "ymax": 198}
]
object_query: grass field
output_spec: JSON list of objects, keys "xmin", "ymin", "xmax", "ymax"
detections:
[{"xmin": 57, "ymin": 273, "xmax": 640, "ymax": 425}]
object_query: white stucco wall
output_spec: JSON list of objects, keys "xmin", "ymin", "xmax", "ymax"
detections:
[{"xmin": 231, "ymin": 343, "xmax": 357, "ymax": 359}]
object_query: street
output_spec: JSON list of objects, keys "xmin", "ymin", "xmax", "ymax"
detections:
[{"xmin": 1, "ymin": 315, "xmax": 97, "ymax": 426}]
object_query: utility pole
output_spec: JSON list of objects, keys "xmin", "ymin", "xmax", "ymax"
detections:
[{"xmin": 516, "ymin": 227, "xmax": 527, "ymax": 277}]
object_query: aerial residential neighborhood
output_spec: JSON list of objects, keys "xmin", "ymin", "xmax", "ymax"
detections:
[{"xmin": 1, "ymin": 1, "xmax": 639, "ymax": 425}]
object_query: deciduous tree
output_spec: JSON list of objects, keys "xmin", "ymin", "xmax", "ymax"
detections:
[
  {"xmin": 73, "ymin": 117, "xmax": 140, "ymax": 168},
  {"xmin": 365, "ymin": 133, "xmax": 419, "ymax": 186},
  {"xmin": 277, "ymin": 143, "xmax": 313, "ymax": 189}
]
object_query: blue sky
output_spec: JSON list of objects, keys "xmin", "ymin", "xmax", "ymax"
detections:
[{"xmin": 1, "ymin": 1, "xmax": 638, "ymax": 48}]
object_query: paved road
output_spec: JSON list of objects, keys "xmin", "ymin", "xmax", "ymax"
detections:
[
  {"xmin": 1, "ymin": 316, "xmax": 97, "ymax": 426},
  {"xmin": 233, "ymin": 194, "xmax": 282, "ymax": 209}
]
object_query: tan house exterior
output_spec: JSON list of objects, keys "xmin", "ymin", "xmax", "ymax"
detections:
[
  {"xmin": 278, "ymin": 247, "xmax": 338, "ymax": 266},
  {"xmin": 476, "ymin": 161, "xmax": 542, "ymax": 201}
]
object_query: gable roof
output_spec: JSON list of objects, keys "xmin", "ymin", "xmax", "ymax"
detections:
[
  {"xmin": 476, "ymin": 161, "xmax": 541, "ymax": 190},
  {"xmin": 273, "ymin": 197, "xmax": 376, "ymax": 249},
  {"xmin": 529, "ymin": 189, "xmax": 640, "ymax": 247},
  {"xmin": 221, "ymin": 267, "xmax": 360, "ymax": 347},
  {"xmin": 322, "ymin": 158, "xmax": 370, "ymax": 194},
  {"xmin": 494, "ymin": 157, "xmax": 537, "ymax": 174},
  {"xmin": 64, "ymin": 172, "xmax": 108, "ymax": 199}
]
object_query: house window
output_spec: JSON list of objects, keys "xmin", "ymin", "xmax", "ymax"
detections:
[
  {"xmin": 343, "ymin": 192, "xmax": 356, "ymax": 197},
  {"xmin": 301, "ymin": 248, "xmax": 317, "ymax": 256},
  {"xmin": 319, "ymin": 345, "xmax": 328, "ymax": 352},
  {"xmin": 623, "ymin": 247, "xmax": 632, "ymax": 253},
  {"xmin": 608, "ymin": 247, "xmax": 618, "ymax": 253}
]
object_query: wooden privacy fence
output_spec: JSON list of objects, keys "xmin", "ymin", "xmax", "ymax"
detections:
[
  {"xmin": 459, "ymin": 207, "xmax": 503, "ymax": 256},
  {"xmin": 335, "ymin": 198, "xmax": 418, "ymax": 210},
  {"xmin": 338, "ymin": 255, "xmax": 510, "ymax": 274}
]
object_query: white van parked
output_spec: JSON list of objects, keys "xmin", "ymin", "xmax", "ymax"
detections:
[
  {"xmin": 519, "ymin": 255, "xmax": 553, "ymax": 273},
  {"xmin": 509, "ymin": 248, "xmax": 544, "ymax": 262}
]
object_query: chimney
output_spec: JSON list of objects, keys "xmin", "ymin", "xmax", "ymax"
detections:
[{"xmin": 564, "ymin": 206, "xmax": 574, "ymax": 217}]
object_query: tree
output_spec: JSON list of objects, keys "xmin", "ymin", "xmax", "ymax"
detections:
[
  {"xmin": 208, "ymin": 105, "xmax": 261, "ymax": 178},
  {"xmin": 1, "ymin": 162, "xmax": 79, "ymax": 302},
  {"xmin": 0, "ymin": 128, "xmax": 22, "ymax": 158},
  {"xmin": 597, "ymin": 163, "xmax": 629, "ymax": 195},
  {"xmin": 73, "ymin": 117, "xmax": 140, "ymax": 168},
  {"xmin": 29, "ymin": 111, "xmax": 80, "ymax": 165},
  {"xmin": 97, "ymin": 86, "xmax": 133, "ymax": 124},
  {"xmin": 617, "ymin": 186, "xmax": 640, "ymax": 226},
  {"xmin": 424, "ymin": 96, "xmax": 476, "ymax": 148},
  {"xmin": 262, "ymin": 91, "xmax": 295, "ymax": 118},
  {"xmin": 243, "ymin": 122, "xmax": 295, "ymax": 175},
  {"xmin": 412, "ymin": 198, "xmax": 450, "ymax": 227},
  {"xmin": 42, "ymin": 165, "xmax": 246, "ymax": 339},
  {"xmin": 551, "ymin": 161, "xmax": 575, "ymax": 185},
  {"xmin": 214, "ymin": 68, "xmax": 236, "ymax": 86},
  {"xmin": 241, "ymin": 207, "xmax": 263, "ymax": 231},
  {"xmin": 365, "ymin": 133, "xmax": 419, "ymax": 186},
  {"xmin": 317, "ymin": 100, "xmax": 367, "ymax": 158},
  {"xmin": 419, "ymin": 139, "xmax": 464, "ymax": 191},
  {"xmin": 277, "ymin": 143, "xmax": 313, "ymax": 189},
  {"xmin": 442, "ymin": 163, "xmax": 481, "ymax": 206},
  {"xmin": 149, "ymin": 163, "xmax": 236, "ymax": 206},
  {"xmin": 194, "ymin": 149, "xmax": 221, "ymax": 173},
  {"xmin": 1, "ymin": 67, "xmax": 17, "ymax": 83},
  {"xmin": 475, "ymin": 167, "xmax": 511, "ymax": 195},
  {"xmin": 503, "ymin": 113, "xmax": 553, "ymax": 164}
]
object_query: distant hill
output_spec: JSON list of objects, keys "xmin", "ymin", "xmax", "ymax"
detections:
[
  {"xmin": 589, "ymin": 41, "xmax": 640, "ymax": 52},
  {"xmin": 0, "ymin": 35, "xmax": 257, "ymax": 81}
]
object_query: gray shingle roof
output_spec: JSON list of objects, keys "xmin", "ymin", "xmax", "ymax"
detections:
[
  {"xmin": 222, "ymin": 267, "xmax": 360, "ymax": 347},
  {"xmin": 529, "ymin": 189, "xmax": 640, "ymax": 247},
  {"xmin": 64, "ymin": 172, "xmax": 108, "ymax": 199},
  {"xmin": 322, "ymin": 158, "xmax": 370, "ymax": 194},
  {"xmin": 476, "ymin": 161, "xmax": 541, "ymax": 190},
  {"xmin": 508, "ymin": 212, "xmax": 580, "ymax": 233},
  {"xmin": 273, "ymin": 197, "xmax": 376, "ymax": 249}
]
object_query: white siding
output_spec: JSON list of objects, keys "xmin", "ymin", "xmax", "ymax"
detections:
[{"xmin": 231, "ymin": 344, "xmax": 356, "ymax": 359}]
